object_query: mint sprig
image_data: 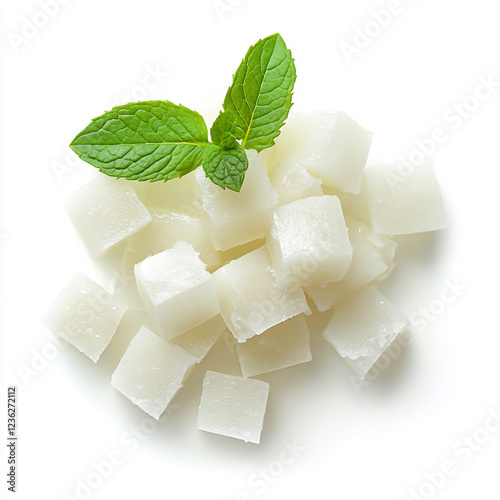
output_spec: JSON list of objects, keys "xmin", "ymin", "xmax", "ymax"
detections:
[{"xmin": 70, "ymin": 33, "xmax": 296, "ymax": 192}]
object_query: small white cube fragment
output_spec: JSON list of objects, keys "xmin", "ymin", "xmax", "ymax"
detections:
[
  {"xmin": 197, "ymin": 371, "xmax": 269, "ymax": 444},
  {"xmin": 305, "ymin": 219, "xmax": 396, "ymax": 311},
  {"xmin": 127, "ymin": 207, "xmax": 222, "ymax": 271},
  {"xmin": 364, "ymin": 160, "xmax": 447, "ymax": 235},
  {"xmin": 271, "ymin": 111, "xmax": 373, "ymax": 193},
  {"xmin": 113, "ymin": 250, "xmax": 145, "ymax": 312},
  {"xmin": 267, "ymin": 195, "xmax": 353, "ymax": 287},
  {"xmin": 324, "ymin": 183, "xmax": 371, "ymax": 225},
  {"xmin": 111, "ymin": 326, "xmax": 196, "ymax": 419},
  {"xmin": 195, "ymin": 150, "xmax": 279, "ymax": 251},
  {"xmin": 134, "ymin": 241, "xmax": 220, "ymax": 340},
  {"xmin": 42, "ymin": 273, "xmax": 126, "ymax": 362},
  {"xmin": 213, "ymin": 246, "xmax": 310, "ymax": 342},
  {"xmin": 220, "ymin": 239, "xmax": 265, "ymax": 266},
  {"xmin": 65, "ymin": 176, "xmax": 152, "ymax": 257},
  {"xmin": 258, "ymin": 148, "xmax": 275, "ymax": 170},
  {"xmin": 323, "ymin": 286, "xmax": 407, "ymax": 379},
  {"xmin": 132, "ymin": 172, "xmax": 201, "ymax": 213},
  {"xmin": 236, "ymin": 315, "xmax": 312, "ymax": 377},
  {"xmin": 268, "ymin": 160, "xmax": 323, "ymax": 205},
  {"xmin": 170, "ymin": 315, "xmax": 227, "ymax": 363}
]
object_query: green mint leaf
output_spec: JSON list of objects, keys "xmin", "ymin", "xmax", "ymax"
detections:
[
  {"xmin": 222, "ymin": 33, "xmax": 296, "ymax": 152},
  {"xmin": 202, "ymin": 143, "xmax": 249, "ymax": 192},
  {"xmin": 210, "ymin": 112, "xmax": 237, "ymax": 149},
  {"xmin": 70, "ymin": 101, "xmax": 209, "ymax": 181}
]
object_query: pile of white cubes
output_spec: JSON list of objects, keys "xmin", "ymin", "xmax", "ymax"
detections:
[{"xmin": 43, "ymin": 110, "xmax": 446, "ymax": 444}]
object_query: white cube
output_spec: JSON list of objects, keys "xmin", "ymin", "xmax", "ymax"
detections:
[
  {"xmin": 267, "ymin": 195, "xmax": 353, "ymax": 287},
  {"xmin": 111, "ymin": 326, "xmax": 196, "ymax": 419},
  {"xmin": 127, "ymin": 207, "xmax": 222, "ymax": 272},
  {"xmin": 305, "ymin": 219, "xmax": 396, "ymax": 311},
  {"xmin": 364, "ymin": 160, "xmax": 447, "ymax": 235},
  {"xmin": 268, "ymin": 160, "xmax": 323, "ymax": 205},
  {"xmin": 134, "ymin": 241, "xmax": 220, "ymax": 340},
  {"xmin": 170, "ymin": 315, "xmax": 227, "ymax": 363},
  {"xmin": 271, "ymin": 111, "xmax": 373, "ymax": 193},
  {"xmin": 65, "ymin": 176, "xmax": 152, "ymax": 257},
  {"xmin": 213, "ymin": 246, "xmax": 310, "ymax": 342},
  {"xmin": 195, "ymin": 150, "xmax": 279, "ymax": 251},
  {"xmin": 322, "ymin": 286, "xmax": 407, "ymax": 379},
  {"xmin": 236, "ymin": 315, "xmax": 312, "ymax": 377},
  {"xmin": 132, "ymin": 172, "xmax": 201, "ymax": 214},
  {"xmin": 42, "ymin": 273, "xmax": 126, "ymax": 362},
  {"xmin": 197, "ymin": 371, "xmax": 269, "ymax": 444}
]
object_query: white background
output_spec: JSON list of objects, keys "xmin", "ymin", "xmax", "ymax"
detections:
[{"xmin": 1, "ymin": 0, "xmax": 500, "ymax": 499}]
